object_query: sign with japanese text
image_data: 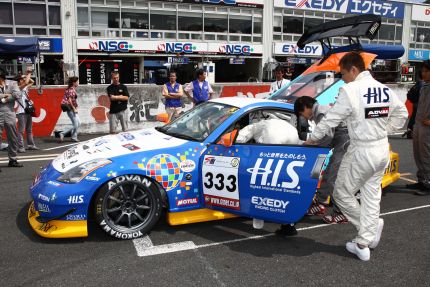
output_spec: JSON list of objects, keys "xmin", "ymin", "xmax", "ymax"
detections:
[{"xmin": 274, "ymin": 0, "xmax": 405, "ymax": 19}]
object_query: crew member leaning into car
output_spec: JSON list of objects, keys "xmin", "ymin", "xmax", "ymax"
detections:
[
  {"xmin": 184, "ymin": 69, "xmax": 213, "ymax": 106},
  {"xmin": 304, "ymin": 52, "xmax": 408, "ymax": 261}
]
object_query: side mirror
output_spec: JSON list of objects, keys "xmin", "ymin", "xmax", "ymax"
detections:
[
  {"xmin": 217, "ymin": 130, "xmax": 238, "ymax": 148},
  {"xmin": 156, "ymin": 113, "xmax": 170, "ymax": 124}
]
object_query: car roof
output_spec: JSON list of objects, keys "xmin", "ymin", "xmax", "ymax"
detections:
[{"xmin": 210, "ymin": 97, "xmax": 278, "ymax": 109}]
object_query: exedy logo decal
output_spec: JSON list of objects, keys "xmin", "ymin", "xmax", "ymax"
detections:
[{"xmin": 284, "ymin": 0, "xmax": 347, "ymax": 11}]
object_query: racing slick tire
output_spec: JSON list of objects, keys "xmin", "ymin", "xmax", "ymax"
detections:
[{"xmin": 95, "ymin": 174, "xmax": 162, "ymax": 240}]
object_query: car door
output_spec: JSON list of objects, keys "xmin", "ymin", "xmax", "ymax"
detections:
[{"xmin": 200, "ymin": 108, "xmax": 330, "ymax": 224}]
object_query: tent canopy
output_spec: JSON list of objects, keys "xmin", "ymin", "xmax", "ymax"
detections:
[{"xmin": 0, "ymin": 36, "xmax": 38, "ymax": 55}]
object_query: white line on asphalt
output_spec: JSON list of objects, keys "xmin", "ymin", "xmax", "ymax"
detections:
[
  {"xmin": 133, "ymin": 204, "xmax": 430, "ymax": 257},
  {"xmin": 399, "ymin": 173, "xmax": 412, "ymax": 176},
  {"xmin": 135, "ymin": 241, "xmax": 197, "ymax": 257},
  {"xmin": 0, "ymin": 153, "xmax": 60, "ymax": 160},
  {"xmin": 44, "ymin": 143, "xmax": 77, "ymax": 151},
  {"xmin": 0, "ymin": 157, "xmax": 57, "ymax": 164},
  {"xmin": 399, "ymin": 177, "xmax": 417, "ymax": 183}
]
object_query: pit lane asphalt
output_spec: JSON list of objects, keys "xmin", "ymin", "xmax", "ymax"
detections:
[{"xmin": 1, "ymin": 135, "xmax": 429, "ymax": 287}]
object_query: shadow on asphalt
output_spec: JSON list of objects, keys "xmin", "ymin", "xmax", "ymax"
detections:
[
  {"xmin": 16, "ymin": 202, "xmax": 118, "ymax": 244},
  {"xmin": 152, "ymin": 214, "xmax": 351, "ymax": 259}
]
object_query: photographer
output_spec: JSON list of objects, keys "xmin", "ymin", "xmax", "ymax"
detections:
[{"xmin": 15, "ymin": 70, "xmax": 38, "ymax": 152}]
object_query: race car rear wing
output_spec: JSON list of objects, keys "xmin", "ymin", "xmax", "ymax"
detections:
[{"xmin": 297, "ymin": 14, "xmax": 381, "ymax": 57}]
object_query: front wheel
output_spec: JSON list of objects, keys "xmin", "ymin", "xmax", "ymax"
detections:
[{"xmin": 95, "ymin": 175, "xmax": 162, "ymax": 239}]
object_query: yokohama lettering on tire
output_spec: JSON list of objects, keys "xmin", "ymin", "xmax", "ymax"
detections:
[{"xmin": 94, "ymin": 174, "xmax": 162, "ymax": 240}]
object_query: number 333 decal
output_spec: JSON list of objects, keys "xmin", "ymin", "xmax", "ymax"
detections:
[
  {"xmin": 204, "ymin": 172, "xmax": 237, "ymax": 192},
  {"xmin": 202, "ymin": 155, "xmax": 241, "ymax": 203}
]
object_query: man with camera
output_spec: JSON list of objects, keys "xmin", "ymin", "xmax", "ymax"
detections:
[{"xmin": 15, "ymin": 70, "xmax": 38, "ymax": 152}]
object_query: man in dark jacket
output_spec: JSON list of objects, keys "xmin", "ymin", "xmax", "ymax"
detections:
[
  {"xmin": 107, "ymin": 71, "xmax": 129, "ymax": 134},
  {"xmin": 404, "ymin": 78, "xmax": 422, "ymax": 138}
]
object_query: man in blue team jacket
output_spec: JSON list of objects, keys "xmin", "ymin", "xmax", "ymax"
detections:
[
  {"xmin": 184, "ymin": 69, "xmax": 214, "ymax": 106},
  {"xmin": 162, "ymin": 71, "xmax": 183, "ymax": 121}
]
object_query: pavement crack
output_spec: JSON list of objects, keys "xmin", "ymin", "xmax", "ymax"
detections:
[{"xmin": 193, "ymin": 248, "xmax": 226, "ymax": 287}]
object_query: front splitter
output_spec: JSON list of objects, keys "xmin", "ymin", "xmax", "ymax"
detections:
[{"xmin": 28, "ymin": 201, "xmax": 88, "ymax": 238}]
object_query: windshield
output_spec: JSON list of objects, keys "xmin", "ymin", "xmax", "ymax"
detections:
[
  {"xmin": 157, "ymin": 102, "xmax": 239, "ymax": 142},
  {"xmin": 269, "ymin": 71, "xmax": 342, "ymax": 103}
]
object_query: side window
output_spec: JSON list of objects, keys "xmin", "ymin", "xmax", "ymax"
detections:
[{"xmin": 221, "ymin": 109, "xmax": 298, "ymax": 145}]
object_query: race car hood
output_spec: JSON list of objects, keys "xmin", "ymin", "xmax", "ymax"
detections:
[{"xmin": 52, "ymin": 128, "xmax": 187, "ymax": 173}]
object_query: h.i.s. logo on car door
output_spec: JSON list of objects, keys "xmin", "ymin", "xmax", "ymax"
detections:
[{"xmin": 247, "ymin": 158, "xmax": 305, "ymax": 194}]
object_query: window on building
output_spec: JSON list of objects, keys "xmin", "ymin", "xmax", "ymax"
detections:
[
  {"xmin": 0, "ymin": 3, "xmax": 13, "ymax": 25},
  {"xmin": 229, "ymin": 15, "xmax": 252, "ymax": 34},
  {"xmin": 178, "ymin": 12, "xmax": 203, "ymax": 31},
  {"xmin": 273, "ymin": 16, "xmax": 282, "ymax": 33},
  {"xmin": 77, "ymin": 7, "xmax": 89, "ymax": 27},
  {"xmin": 396, "ymin": 26, "xmax": 402, "ymax": 41},
  {"xmin": 48, "ymin": 6, "xmax": 61, "ymax": 26},
  {"xmin": 33, "ymin": 28, "xmax": 47, "ymax": 35},
  {"xmin": 49, "ymin": 29, "xmax": 61, "ymax": 36},
  {"xmin": 150, "ymin": 10, "xmax": 176, "ymax": 30},
  {"xmin": 253, "ymin": 17, "xmax": 262, "ymax": 34},
  {"xmin": 379, "ymin": 25, "xmax": 395, "ymax": 41},
  {"xmin": 91, "ymin": 10, "xmax": 120, "ymax": 29},
  {"xmin": 121, "ymin": 11, "xmax": 149, "ymax": 29},
  {"xmin": 304, "ymin": 17, "xmax": 324, "ymax": 32},
  {"xmin": 14, "ymin": 4, "xmax": 46, "ymax": 26},
  {"xmin": 416, "ymin": 27, "xmax": 430, "ymax": 43},
  {"xmin": 204, "ymin": 14, "xmax": 227, "ymax": 33},
  {"xmin": 16, "ymin": 28, "xmax": 31, "ymax": 35},
  {"xmin": 283, "ymin": 16, "xmax": 303, "ymax": 34},
  {"xmin": 108, "ymin": 12, "xmax": 120, "ymax": 28},
  {"xmin": 0, "ymin": 27, "xmax": 13, "ymax": 34}
]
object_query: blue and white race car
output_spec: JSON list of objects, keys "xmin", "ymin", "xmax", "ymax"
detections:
[{"xmin": 28, "ymin": 97, "xmax": 331, "ymax": 239}]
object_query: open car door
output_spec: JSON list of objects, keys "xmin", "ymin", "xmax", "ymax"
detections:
[{"xmin": 200, "ymin": 142, "xmax": 330, "ymax": 224}]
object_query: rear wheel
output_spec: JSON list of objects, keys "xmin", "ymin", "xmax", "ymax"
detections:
[{"xmin": 95, "ymin": 175, "xmax": 162, "ymax": 239}]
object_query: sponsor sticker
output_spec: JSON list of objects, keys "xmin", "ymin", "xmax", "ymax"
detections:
[
  {"xmin": 251, "ymin": 196, "xmax": 289, "ymax": 214},
  {"xmin": 365, "ymin": 107, "xmax": 389, "ymax": 119},
  {"xmin": 67, "ymin": 195, "xmax": 84, "ymax": 204},
  {"xmin": 37, "ymin": 193, "xmax": 50, "ymax": 202},
  {"xmin": 85, "ymin": 175, "xmax": 101, "ymax": 181},
  {"xmin": 202, "ymin": 155, "xmax": 240, "ymax": 210},
  {"xmin": 37, "ymin": 202, "xmax": 51, "ymax": 213},
  {"xmin": 176, "ymin": 197, "xmax": 198, "ymax": 206},
  {"xmin": 122, "ymin": 143, "xmax": 140, "ymax": 151},
  {"xmin": 180, "ymin": 160, "xmax": 196, "ymax": 172},
  {"xmin": 66, "ymin": 214, "xmax": 87, "ymax": 220},
  {"xmin": 247, "ymin": 158, "xmax": 305, "ymax": 195}
]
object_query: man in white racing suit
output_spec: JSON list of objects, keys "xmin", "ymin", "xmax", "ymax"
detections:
[{"xmin": 305, "ymin": 52, "xmax": 408, "ymax": 261}]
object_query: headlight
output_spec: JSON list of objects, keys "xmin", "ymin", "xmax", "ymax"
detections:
[{"xmin": 57, "ymin": 159, "xmax": 111, "ymax": 183}]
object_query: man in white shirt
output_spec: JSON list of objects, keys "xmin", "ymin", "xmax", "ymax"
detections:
[
  {"xmin": 269, "ymin": 66, "xmax": 290, "ymax": 95},
  {"xmin": 184, "ymin": 69, "xmax": 214, "ymax": 106}
]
